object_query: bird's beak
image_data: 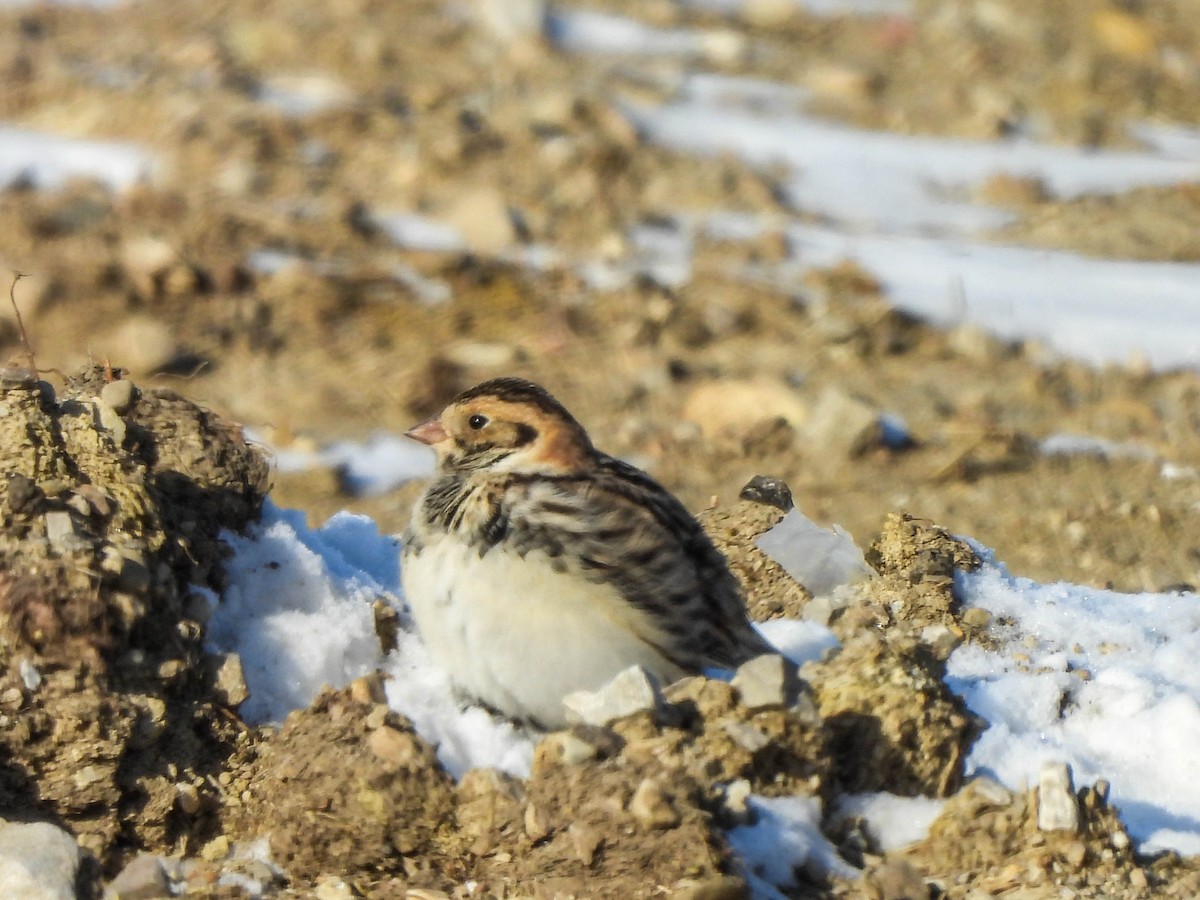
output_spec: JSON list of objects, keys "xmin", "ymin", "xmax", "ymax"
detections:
[{"xmin": 405, "ymin": 417, "xmax": 449, "ymax": 446}]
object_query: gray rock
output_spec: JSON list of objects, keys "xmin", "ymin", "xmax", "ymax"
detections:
[
  {"xmin": 43, "ymin": 510, "xmax": 76, "ymax": 547},
  {"xmin": 96, "ymin": 399, "xmax": 127, "ymax": 446},
  {"xmin": 800, "ymin": 385, "xmax": 880, "ymax": 459},
  {"xmin": 1038, "ymin": 761, "xmax": 1081, "ymax": 832},
  {"xmin": 0, "ymin": 819, "xmax": 82, "ymax": 900},
  {"xmin": 862, "ymin": 859, "xmax": 931, "ymax": 900},
  {"xmin": 211, "ymin": 652, "xmax": 250, "ymax": 708},
  {"xmin": 99, "ymin": 379, "xmax": 135, "ymax": 415},
  {"xmin": 105, "ymin": 852, "xmax": 174, "ymax": 899},
  {"xmin": 920, "ymin": 624, "xmax": 963, "ymax": 660},
  {"xmin": 968, "ymin": 775, "xmax": 1015, "ymax": 808},
  {"xmin": 629, "ymin": 778, "xmax": 681, "ymax": 829},
  {"xmin": 562, "ymin": 665, "xmax": 664, "ymax": 727},
  {"xmin": 739, "ymin": 475, "xmax": 794, "ymax": 511},
  {"xmin": 722, "ymin": 720, "xmax": 770, "ymax": 752},
  {"xmin": 731, "ymin": 653, "xmax": 801, "ymax": 711}
]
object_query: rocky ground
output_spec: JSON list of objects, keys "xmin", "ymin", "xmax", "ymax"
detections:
[{"xmin": 2, "ymin": 0, "xmax": 1200, "ymax": 896}]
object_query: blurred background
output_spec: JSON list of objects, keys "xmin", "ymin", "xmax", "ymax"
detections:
[{"xmin": 3, "ymin": 0, "xmax": 1200, "ymax": 592}]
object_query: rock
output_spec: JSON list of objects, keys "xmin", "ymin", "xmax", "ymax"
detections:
[
  {"xmin": 174, "ymin": 782, "xmax": 201, "ymax": 815},
  {"xmin": 1091, "ymin": 8, "xmax": 1156, "ymax": 60},
  {"xmin": 372, "ymin": 601, "xmax": 400, "ymax": 654},
  {"xmin": 731, "ymin": 654, "xmax": 802, "ymax": 711},
  {"xmin": 629, "ymin": 778, "xmax": 681, "ymax": 830},
  {"xmin": 798, "ymin": 385, "xmax": 880, "ymax": 459},
  {"xmin": 568, "ymin": 822, "xmax": 603, "ymax": 865},
  {"xmin": 682, "ymin": 378, "xmax": 806, "ymax": 440},
  {"xmin": 524, "ymin": 802, "xmax": 552, "ymax": 842},
  {"xmin": 562, "ymin": 665, "xmax": 666, "ymax": 727},
  {"xmin": 740, "ymin": 0, "xmax": 796, "ymax": 27},
  {"xmin": 367, "ymin": 725, "xmax": 422, "ymax": 769},
  {"xmin": 349, "ymin": 672, "xmax": 387, "ymax": 705},
  {"xmin": 313, "ymin": 875, "xmax": 356, "ymax": 900},
  {"xmin": 0, "ymin": 820, "xmax": 81, "ymax": 900},
  {"xmin": 106, "ymin": 852, "xmax": 174, "ymax": 899},
  {"xmin": 121, "ymin": 236, "xmax": 183, "ymax": 300},
  {"xmin": 441, "ymin": 340, "xmax": 519, "ymax": 370},
  {"xmin": 99, "ymin": 379, "xmax": 135, "ymax": 415},
  {"xmin": 43, "ymin": 510, "xmax": 76, "ymax": 547},
  {"xmin": 967, "ymin": 777, "xmax": 1015, "ymax": 809},
  {"xmin": 738, "ymin": 475, "xmax": 793, "ymax": 511},
  {"xmin": 211, "ymin": 652, "xmax": 250, "ymax": 708},
  {"xmin": 697, "ymin": 498, "xmax": 811, "ymax": 622},
  {"xmin": 698, "ymin": 29, "xmax": 746, "ymax": 65},
  {"xmin": 862, "ymin": 859, "xmax": 930, "ymax": 900},
  {"xmin": 804, "ymin": 63, "xmax": 875, "ymax": 105},
  {"xmin": 920, "ymin": 623, "xmax": 963, "ymax": 660},
  {"xmin": 96, "ymin": 398, "xmax": 128, "ymax": 446},
  {"xmin": 961, "ymin": 607, "xmax": 992, "ymax": 630},
  {"xmin": 1037, "ymin": 762, "xmax": 1080, "ymax": 833},
  {"xmin": 472, "ymin": 0, "xmax": 545, "ymax": 45},
  {"xmin": 442, "ymin": 187, "xmax": 515, "ymax": 255}
]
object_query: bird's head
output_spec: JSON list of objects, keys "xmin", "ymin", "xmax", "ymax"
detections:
[{"xmin": 406, "ymin": 377, "xmax": 595, "ymax": 476}]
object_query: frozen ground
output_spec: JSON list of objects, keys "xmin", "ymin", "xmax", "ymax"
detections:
[{"xmin": 206, "ymin": 496, "xmax": 1200, "ymax": 891}]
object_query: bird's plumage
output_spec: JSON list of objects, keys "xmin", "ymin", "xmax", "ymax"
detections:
[{"xmin": 401, "ymin": 377, "xmax": 775, "ymax": 727}]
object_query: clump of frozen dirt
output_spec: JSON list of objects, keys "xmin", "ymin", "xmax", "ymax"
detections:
[
  {"xmin": 222, "ymin": 683, "xmax": 457, "ymax": 887},
  {"xmin": 807, "ymin": 631, "xmax": 979, "ymax": 799},
  {"xmin": 698, "ymin": 489, "xmax": 813, "ymax": 622},
  {"xmin": 862, "ymin": 512, "xmax": 981, "ymax": 634},
  {"xmin": 0, "ymin": 365, "xmax": 268, "ymax": 866},
  {"xmin": 897, "ymin": 776, "xmax": 1151, "ymax": 899}
]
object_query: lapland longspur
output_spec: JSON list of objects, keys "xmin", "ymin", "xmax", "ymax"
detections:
[{"xmin": 401, "ymin": 377, "xmax": 776, "ymax": 728}]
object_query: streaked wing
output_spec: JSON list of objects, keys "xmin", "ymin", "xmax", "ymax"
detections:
[{"xmin": 505, "ymin": 454, "xmax": 774, "ymax": 670}]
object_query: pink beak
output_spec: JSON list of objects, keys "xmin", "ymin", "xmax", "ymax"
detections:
[{"xmin": 405, "ymin": 417, "xmax": 449, "ymax": 445}]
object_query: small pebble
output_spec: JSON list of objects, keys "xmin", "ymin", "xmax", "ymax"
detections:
[
  {"xmin": 562, "ymin": 665, "xmax": 665, "ymax": 727},
  {"xmin": 100, "ymin": 378, "xmax": 135, "ymax": 414},
  {"xmin": 0, "ymin": 819, "xmax": 81, "ymax": 900},
  {"xmin": 731, "ymin": 653, "xmax": 801, "ymax": 711},
  {"xmin": 629, "ymin": 778, "xmax": 681, "ymax": 830},
  {"xmin": 1038, "ymin": 761, "xmax": 1081, "ymax": 833}
]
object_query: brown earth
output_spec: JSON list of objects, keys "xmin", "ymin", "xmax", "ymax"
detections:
[{"xmin": 3, "ymin": 0, "xmax": 1200, "ymax": 896}]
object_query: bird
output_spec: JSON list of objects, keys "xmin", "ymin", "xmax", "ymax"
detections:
[{"xmin": 401, "ymin": 376, "xmax": 776, "ymax": 728}]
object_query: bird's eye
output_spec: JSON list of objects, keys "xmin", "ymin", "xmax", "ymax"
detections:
[{"xmin": 468, "ymin": 414, "xmax": 489, "ymax": 430}]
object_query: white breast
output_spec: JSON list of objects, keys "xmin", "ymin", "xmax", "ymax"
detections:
[{"xmin": 401, "ymin": 531, "xmax": 683, "ymax": 727}]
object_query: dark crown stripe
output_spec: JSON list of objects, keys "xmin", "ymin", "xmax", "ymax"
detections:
[{"xmin": 455, "ymin": 377, "xmax": 577, "ymax": 423}]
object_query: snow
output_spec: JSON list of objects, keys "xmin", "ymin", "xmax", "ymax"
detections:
[
  {"xmin": 756, "ymin": 618, "xmax": 840, "ymax": 666},
  {"xmin": 375, "ymin": 213, "xmax": 467, "ymax": 253},
  {"xmin": 631, "ymin": 100, "xmax": 1200, "ymax": 235},
  {"xmin": 832, "ymin": 793, "xmax": 946, "ymax": 851},
  {"xmin": 206, "ymin": 501, "xmax": 535, "ymax": 778},
  {"xmin": 203, "ymin": 490, "xmax": 1200, "ymax": 888},
  {"xmin": 546, "ymin": 9, "xmax": 744, "ymax": 61},
  {"xmin": 0, "ymin": 126, "xmax": 154, "ymax": 191},
  {"xmin": 948, "ymin": 546, "xmax": 1200, "ymax": 855},
  {"xmin": 620, "ymin": 80, "xmax": 1200, "ymax": 371},
  {"xmin": 204, "ymin": 505, "xmax": 390, "ymax": 724},
  {"xmin": 727, "ymin": 795, "xmax": 858, "ymax": 898},
  {"xmin": 784, "ymin": 225, "xmax": 1200, "ymax": 369},
  {"xmin": 1038, "ymin": 432, "xmax": 1157, "ymax": 461}
]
